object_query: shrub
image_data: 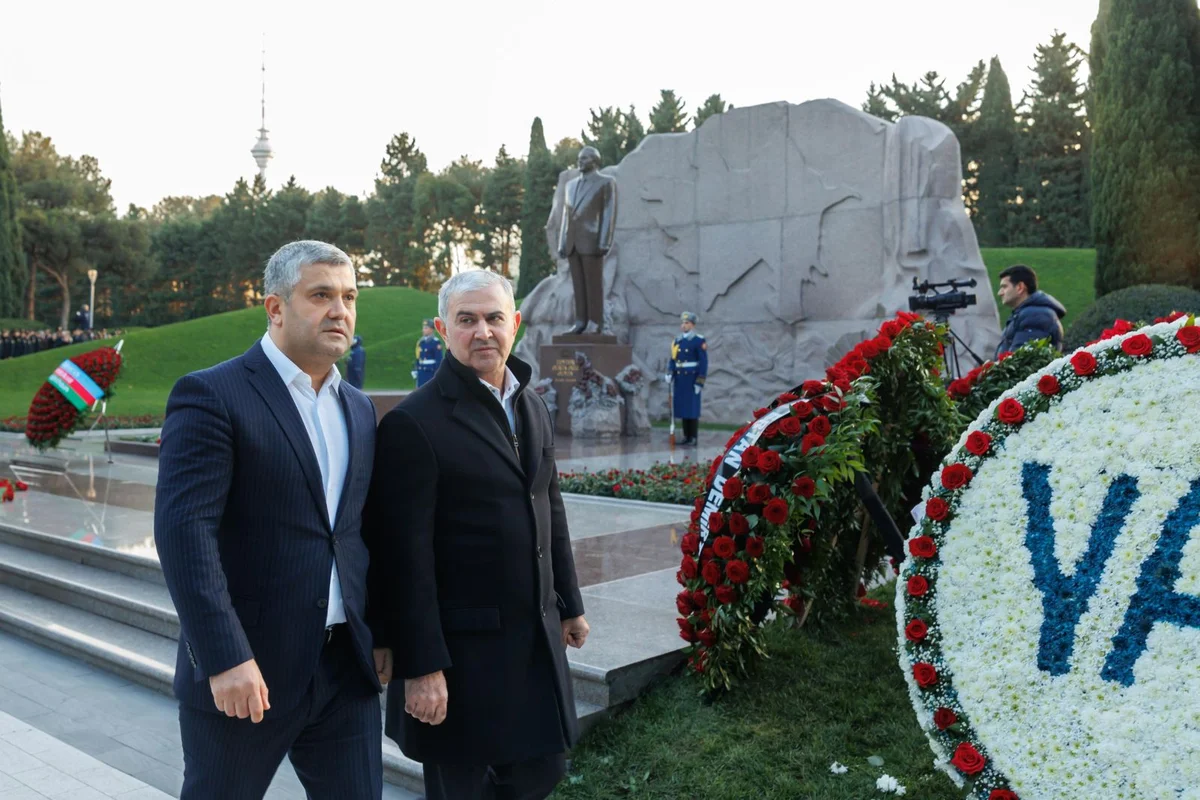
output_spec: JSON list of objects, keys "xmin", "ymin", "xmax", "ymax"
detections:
[{"xmin": 1064, "ymin": 284, "xmax": 1200, "ymax": 349}]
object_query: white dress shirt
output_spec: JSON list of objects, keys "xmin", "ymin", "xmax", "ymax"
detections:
[
  {"xmin": 261, "ymin": 332, "xmax": 347, "ymax": 627},
  {"xmin": 479, "ymin": 367, "xmax": 520, "ymax": 433}
]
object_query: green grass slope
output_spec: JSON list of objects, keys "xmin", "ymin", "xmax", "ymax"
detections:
[
  {"xmin": 0, "ymin": 287, "xmax": 438, "ymax": 418},
  {"xmin": 980, "ymin": 247, "xmax": 1096, "ymax": 326}
]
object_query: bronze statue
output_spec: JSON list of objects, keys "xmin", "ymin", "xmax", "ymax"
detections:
[{"xmin": 557, "ymin": 146, "xmax": 617, "ymax": 334}]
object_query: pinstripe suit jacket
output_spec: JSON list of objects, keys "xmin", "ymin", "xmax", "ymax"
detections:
[{"xmin": 154, "ymin": 340, "xmax": 381, "ymax": 714}]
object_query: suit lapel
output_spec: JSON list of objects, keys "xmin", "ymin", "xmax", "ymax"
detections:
[
  {"xmin": 244, "ymin": 345, "xmax": 330, "ymax": 529},
  {"xmin": 332, "ymin": 388, "xmax": 358, "ymax": 527},
  {"xmin": 572, "ymin": 174, "xmax": 598, "ymax": 213}
]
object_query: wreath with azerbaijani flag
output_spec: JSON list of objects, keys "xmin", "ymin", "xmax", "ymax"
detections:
[{"xmin": 25, "ymin": 344, "xmax": 124, "ymax": 451}]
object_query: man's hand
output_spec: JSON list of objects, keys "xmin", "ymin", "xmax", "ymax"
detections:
[
  {"xmin": 373, "ymin": 648, "xmax": 393, "ymax": 687},
  {"xmin": 405, "ymin": 671, "xmax": 448, "ymax": 726},
  {"xmin": 209, "ymin": 659, "xmax": 270, "ymax": 723},
  {"xmin": 562, "ymin": 615, "xmax": 590, "ymax": 649}
]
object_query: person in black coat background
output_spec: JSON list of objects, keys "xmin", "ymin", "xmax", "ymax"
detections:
[
  {"xmin": 346, "ymin": 334, "xmax": 366, "ymax": 389},
  {"xmin": 365, "ymin": 269, "xmax": 589, "ymax": 800}
]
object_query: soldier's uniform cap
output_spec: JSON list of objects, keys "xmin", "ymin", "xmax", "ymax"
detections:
[
  {"xmin": 422, "ymin": 318, "xmax": 435, "ymax": 328},
  {"xmin": 680, "ymin": 312, "xmax": 698, "ymax": 324}
]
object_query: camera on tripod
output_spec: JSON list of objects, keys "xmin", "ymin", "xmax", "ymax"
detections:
[{"xmin": 908, "ymin": 277, "xmax": 978, "ymax": 317}]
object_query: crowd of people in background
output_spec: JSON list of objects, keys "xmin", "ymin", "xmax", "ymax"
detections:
[{"xmin": 1, "ymin": 322, "xmax": 123, "ymax": 360}]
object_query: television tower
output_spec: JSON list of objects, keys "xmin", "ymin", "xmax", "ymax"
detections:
[{"xmin": 250, "ymin": 42, "xmax": 274, "ymax": 180}]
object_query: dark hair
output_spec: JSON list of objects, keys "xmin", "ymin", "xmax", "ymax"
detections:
[{"xmin": 999, "ymin": 264, "xmax": 1038, "ymax": 295}]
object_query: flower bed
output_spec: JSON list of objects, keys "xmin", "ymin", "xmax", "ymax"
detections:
[
  {"xmin": 896, "ymin": 315, "xmax": 1200, "ymax": 799},
  {"xmin": 557, "ymin": 462, "xmax": 706, "ymax": 506}
]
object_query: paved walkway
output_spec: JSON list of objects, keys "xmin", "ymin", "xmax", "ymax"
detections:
[{"xmin": 0, "ymin": 632, "xmax": 417, "ymax": 800}]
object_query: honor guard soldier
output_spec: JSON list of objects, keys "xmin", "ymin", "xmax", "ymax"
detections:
[
  {"xmin": 412, "ymin": 318, "xmax": 443, "ymax": 388},
  {"xmin": 668, "ymin": 311, "xmax": 707, "ymax": 446}
]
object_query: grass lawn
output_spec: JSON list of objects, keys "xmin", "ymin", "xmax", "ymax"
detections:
[
  {"xmin": 0, "ymin": 287, "xmax": 438, "ymax": 418},
  {"xmin": 979, "ymin": 247, "xmax": 1095, "ymax": 327},
  {"xmin": 551, "ymin": 592, "xmax": 960, "ymax": 800}
]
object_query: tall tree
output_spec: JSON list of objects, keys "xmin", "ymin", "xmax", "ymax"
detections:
[
  {"xmin": 581, "ymin": 107, "xmax": 626, "ymax": 167},
  {"xmin": 649, "ymin": 89, "xmax": 689, "ymax": 133},
  {"xmin": 0, "ymin": 103, "xmax": 23, "ymax": 317},
  {"xmin": 974, "ymin": 57, "xmax": 1019, "ymax": 246},
  {"xmin": 1090, "ymin": 0, "xmax": 1200, "ymax": 295},
  {"xmin": 621, "ymin": 106, "xmax": 646, "ymax": 157},
  {"xmin": 1010, "ymin": 32, "xmax": 1091, "ymax": 248},
  {"xmin": 517, "ymin": 118, "xmax": 558, "ymax": 297},
  {"xmin": 480, "ymin": 145, "xmax": 524, "ymax": 277},
  {"xmin": 693, "ymin": 94, "xmax": 731, "ymax": 129},
  {"xmin": 552, "ymin": 137, "xmax": 583, "ymax": 171},
  {"xmin": 366, "ymin": 132, "xmax": 430, "ymax": 287}
]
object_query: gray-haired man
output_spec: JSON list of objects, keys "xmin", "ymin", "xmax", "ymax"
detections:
[{"xmin": 156, "ymin": 240, "xmax": 390, "ymax": 799}]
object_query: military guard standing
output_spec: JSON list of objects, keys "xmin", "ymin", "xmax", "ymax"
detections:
[
  {"xmin": 412, "ymin": 318, "xmax": 444, "ymax": 388},
  {"xmin": 668, "ymin": 312, "xmax": 707, "ymax": 446}
]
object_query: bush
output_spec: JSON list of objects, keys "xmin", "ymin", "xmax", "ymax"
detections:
[{"xmin": 1064, "ymin": 284, "xmax": 1200, "ymax": 349}]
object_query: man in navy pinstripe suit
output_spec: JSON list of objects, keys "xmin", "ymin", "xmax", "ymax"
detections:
[{"xmin": 155, "ymin": 241, "xmax": 390, "ymax": 799}]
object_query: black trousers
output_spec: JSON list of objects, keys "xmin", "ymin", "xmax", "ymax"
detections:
[
  {"xmin": 567, "ymin": 251, "xmax": 605, "ymax": 327},
  {"xmin": 422, "ymin": 753, "xmax": 566, "ymax": 800},
  {"xmin": 681, "ymin": 418, "xmax": 699, "ymax": 440},
  {"xmin": 178, "ymin": 625, "xmax": 382, "ymax": 800}
]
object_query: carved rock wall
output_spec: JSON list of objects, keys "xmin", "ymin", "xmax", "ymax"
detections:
[{"xmin": 515, "ymin": 99, "xmax": 1002, "ymax": 423}]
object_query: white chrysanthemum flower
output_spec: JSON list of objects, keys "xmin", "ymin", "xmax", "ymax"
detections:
[{"xmin": 829, "ymin": 762, "xmax": 848, "ymax": 775}]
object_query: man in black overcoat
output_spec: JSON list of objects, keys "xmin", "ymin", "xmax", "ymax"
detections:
[{"xmin": 365, "ymin": 269, "xmax": 590, "ymax": 800}]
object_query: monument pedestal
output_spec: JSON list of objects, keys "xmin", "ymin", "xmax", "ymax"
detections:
[{"xmin": 540, "ymin": 336, "xmax": 632, "ymax": 436}]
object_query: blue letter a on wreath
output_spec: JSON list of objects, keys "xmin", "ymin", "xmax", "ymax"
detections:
[
  {"xmin": 1101, "ymin": 477, "xmax": 1200, "ymax": 687},
  {"xmin": 1022, "ymin": 463, "xmax": 1140, "ymax": 676}
]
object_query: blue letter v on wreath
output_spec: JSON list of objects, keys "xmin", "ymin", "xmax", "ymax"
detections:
[
  {"xmin": 1101, "ymin": 477, "xmax": 1200, "ymax": 687},
  {"xmin": 1021, "ymin": 462, "xmax": 1140, "ymax": 676}
]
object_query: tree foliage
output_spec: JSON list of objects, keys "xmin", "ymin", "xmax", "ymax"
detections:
[
  {"xmin": 0, "ymin": 100, "xmax": 24, "ymax": 318},
  {"xmin": 517, "ymin": 118, "xmax": 558, "ymax": 298},
  {"xmin": 649, "ymin": 89, "xmax": 689, "ymax": 133},
  {"xmin": 693, "ymin": 94, "xmax": 731, "ymax": 129},
  {"xmin": 974, "ymin": 57, "xmax": 1018, "ymax": 247}
]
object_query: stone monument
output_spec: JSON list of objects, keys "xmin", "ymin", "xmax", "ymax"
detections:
[{"xmin": 517, "ymin": 99, "xmax": 1003, "ymax": 424}]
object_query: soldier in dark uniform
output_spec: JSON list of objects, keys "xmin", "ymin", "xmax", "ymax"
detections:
[
  {"xmin": 346, "ymin": 334, "xmax": 366, "ymax": 389},
  {"xmin": 412, "ymin": 318, "xmax": 443, "ymax": 388},
  {"xmin": 668, "ymin": 311, "xmax": 708, "ymax": 446}
]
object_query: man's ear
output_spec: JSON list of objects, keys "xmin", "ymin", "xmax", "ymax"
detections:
[{"xmin": 434, "ymin": 317, "xmax": 447, "ymax": 338}]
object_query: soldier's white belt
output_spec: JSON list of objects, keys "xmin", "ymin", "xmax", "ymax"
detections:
[
  {"xmin": 675, "ymin": 362, "xmax": 700, "ymax": 368},
  {"xmin": 419, "ymin": 360, "xmax": 437, "ymax": 365}
]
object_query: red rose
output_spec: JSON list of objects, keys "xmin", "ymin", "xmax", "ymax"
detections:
[
  {"xmin": 947, "ymin": 378, "xmax": 972, "ymax": 399},
  {"xmin": 722, "ymin": 477, "xmax": 743, "ymax": 500},
  {"xmin": 728, "ymin": 512, "xmax": 750, "ymax": 535},
  {"xmin": 1121, "ymin": 333, "xmax": 1153, "ymax": 357},
  {"xmin": 996, "ymin": 398, "xmax": 1026, "ymax": 425},
  {"xmin": 697, "ymin": 628, "xmax": 717, "ymax": 647},
  {"xmin": 907, "ymin": 575, "xmax": 929, "ymax": 597},
  {"xmin": 1037, "ymin": 374, "xmax": 1060, "ymax": 395},
  {"xmin": 763, "ymin": 497, "xmax": 790, "ymax": 525},
  {"xmin": 691, "ymin": 590, "xmax": 709, "ymax": 608},
  {"xmin": 701, "ymin": 561, "xmax": 722, "ymax": 585},
  {"xmin": 778, "ymin": 416, "xmax": 803, "ymax": 437},
  {"xmin": 14, "ymin": 481, "xmax": 27, "ymax": 492},
  {"xmin": 857, "ymin": 340, "xmax": 880, "ymax": 360},
  {"xmin": 881, "ymin": 319, "xmax": 904, "ymax": 339},
  {"xmin": 1071, "ymin": 350, "xmax": 1097, "ymax": 376},
  {"xmin": 712, "ymin": 536, "xmax": 737, "ymax": 559},
  {"xmin": 715, "ymin": 585, "xmax": 736, "ymax": 604},
  {"xmin": 801, "ymin": 433, "xmax": 826, "ymax": 454},
  {"xmin": 709, "ymin": 512, "xmax": 726, "ymax": 534},
  {"xmin": 746, "ymin": 483, "xmax": 771, "ymax": 504},
  {"xmin": 872, "ymin": 334, "xmax": 892, "ymax": 351},
  {"xmin": 676, "ymin": 593, "xmax": 693, "ymax": 615},
  {"xmin": 818, "ymin": 395, "xmax": 844, "ymax": 412},
  {"xmin": 933, "ymin": 707, "xmax": 957, "ymax": 730},
  {"xmin": 680, "ymin": 533, "xmax": 700, "ymax": 556},
  {"xmin": 989, "ymin": 790, "xmax": 1019, "ymax": 800},
  {"xmin": 681, "ymin": 555, "xmax": 698, "ymax": 579},
  {"xmin": 725, "ymin": 559, "xmax": 750, "ymax": 584},
  {"xmin": 1176, "ymin": 325, "xmax": 1200, "ymax": 353},
  {"xmin": 941, "ymin": 464, "xmax": 973, "ymax": 490},
  {"xmin": 791, "ymin": 400, "xmax": 813, "ymax": 418},
  {"xmin": 1112, "ymin": 318, "xmax": 1134, "ymax": 334},
  {"xmin": 791, "ymin": 476, "xmax": 816, "ymax": 498},
  {"xmin": 808, "ymin": 415, "xmax": 832, "ymax": 437},
  {"xmin": 752, "ymin": 407, "xmax": 769, "ymax": 419},
  {"xmin": 908, "ymin": 536, "xmax": 937, "ymax": 559},
  {"xmin": 912, "ymin": 662, "xmax": 938, "ymax": 688},
  {"xmin": 678, "ymin": 618, "xmax": 698, "ymax": 643},
  {"xmin": 777, "ymin": 392, "xmax": 799, "ymax": 404},
  {"xmin": 740, "ymin": 446, "xmax": 762, "ymax": 469},
  {"xmin": 700, "ymin": 545, "xmax": 713, "ymax": 562},
  {"xmin": 745, "ymin": 537, "xmax": 765, "ymax": 558},
  {"xmin": 950, "ymin": 743, "xmax": 986, "ymax": 775},
  {"xmin": 757, "ymin": 450, "xmax": 783, "ymax": 474},
  {"xmin": 905, "ymin": 618, "xmax": 928, "ymax": 642},
  {"xmin": 802, "ymin": 380, "xmax": 826, "ymax": 396},
  {"xmin": 965, "ymin": 431, "xmax": 992, "ymax": 456}
]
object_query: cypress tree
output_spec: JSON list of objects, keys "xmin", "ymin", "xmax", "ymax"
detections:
[
  {"xmin": 0, "ymin": 94, "xmax": 23, "ymax": 317},
  {"xmin": 974, "ymin": 57, "xmax": 1018, "ymax": 247},
  {"xmin": 649, "ymin": 90, "xmax": 689, "ymax": 133},
  {"xmin": 1090, "ymin": 0, "xmax": 1200, "ymax": 295},
  {"xmin": 516, "ymin": 118, "xmax": 559, "ymax": 298}
]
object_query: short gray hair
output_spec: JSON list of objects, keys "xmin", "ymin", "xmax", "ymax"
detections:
[
  {"xmin": 264, "ymin": 240, "xmax": 353, "ymax": 300},
  {"xmin": 438, "ymin": 269, "xmax": 515, "ymax": 320}
]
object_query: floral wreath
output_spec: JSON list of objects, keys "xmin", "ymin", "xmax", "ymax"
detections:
[
  {"xmin": 677, "ymin": 312, "xmax": 932, "ymax": 693},
  {"xmin": 896, "ymin": 315, "xmax": 1200, "ymax": 799},
  {"xmin": 25, "ymin": 346, "xmax": 124, "ymax": 451}
]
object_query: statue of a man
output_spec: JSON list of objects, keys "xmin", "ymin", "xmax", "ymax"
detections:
[{"xmin": 557, "ymin": 146, "xmax": 618, "ymax": 334}]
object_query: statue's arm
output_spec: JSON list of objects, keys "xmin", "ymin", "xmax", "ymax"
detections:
[
  {"xmin": 556, "ymin": 191, "xmax": 570, "ymax": 258},
  {"xmin": 599, "ymin": 180, "xmax": 617, "ymax": 252}
]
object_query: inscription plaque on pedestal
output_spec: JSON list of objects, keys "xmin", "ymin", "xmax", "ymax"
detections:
[{"xmin": 539, "ymin": 338, "xmax": 632, "ymax": 436}]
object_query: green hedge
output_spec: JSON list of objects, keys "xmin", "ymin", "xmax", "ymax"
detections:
[{"xmin": 1064, "ymin": 284, "xmax": 1200, "ymax": 350}]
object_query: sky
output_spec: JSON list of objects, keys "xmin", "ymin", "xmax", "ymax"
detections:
[{"xmin": 1, "ymin": 0, "xmax": 1101, "ymax": 211}]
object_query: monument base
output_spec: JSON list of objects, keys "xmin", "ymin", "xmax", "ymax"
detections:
[
  {"xmin": 540, "ymin": 342, "xmax": 633, "ymax": 436},
  {"xmin": 551, "ymin": 333, "xmax": 618, "ymax": 345}
]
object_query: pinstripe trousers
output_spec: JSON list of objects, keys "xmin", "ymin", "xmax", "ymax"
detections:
[{"xmin": 178, "ymin": 627, "xmax": 382, "ymax": 799}]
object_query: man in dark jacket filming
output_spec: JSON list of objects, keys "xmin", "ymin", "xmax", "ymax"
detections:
[{"xmin": 995, "ymin": 264, "xmax": 1066, "ymax": 357}]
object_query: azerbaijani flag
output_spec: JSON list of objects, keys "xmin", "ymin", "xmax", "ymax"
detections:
[{"xmin": 47, "ymin": 359, "xmax": 106, "ymax": 411}]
